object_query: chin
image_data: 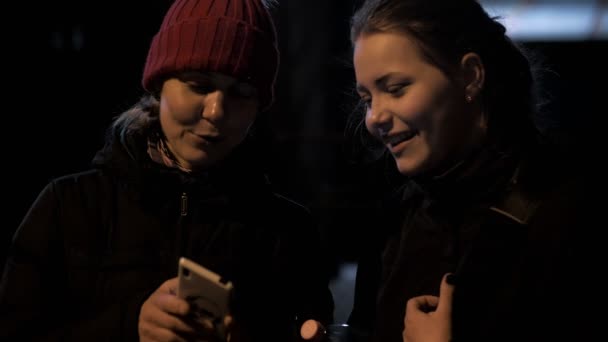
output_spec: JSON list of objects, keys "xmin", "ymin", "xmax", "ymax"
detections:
[
  {"xmin": 395, "ymin": 161, "xmax": 419, "ymax": 176},
  {"xmin": 394, "ymin": 156, "xmax": 429, "ymax": 177},
  {"xmin": 184, "ymin": 152, "xmax": 213, "ymax": 170}
]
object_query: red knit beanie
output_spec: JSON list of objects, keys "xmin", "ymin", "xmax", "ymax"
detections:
[{"xmin": 142, "ymin": 0, "xmax": 279, "ymax": 110}]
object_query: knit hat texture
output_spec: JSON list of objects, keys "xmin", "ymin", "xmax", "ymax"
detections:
[{"xmin": 142, "ymin": 0, "xmax": 279, "ymax": 109}]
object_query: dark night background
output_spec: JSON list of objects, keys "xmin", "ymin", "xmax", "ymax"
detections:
[{"xmin": 2, "ymin": 0, "xmax": 606, "ymax": 322}]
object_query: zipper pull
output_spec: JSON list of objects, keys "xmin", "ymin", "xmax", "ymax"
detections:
[{"xmin": 180, "ymin": 192, "xmax": 188, "ymax": 216}]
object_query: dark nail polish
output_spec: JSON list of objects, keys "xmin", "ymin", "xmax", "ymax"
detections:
[{"xmin": 446, "ymin": 273, "xmax": 457, "ymax": 285}]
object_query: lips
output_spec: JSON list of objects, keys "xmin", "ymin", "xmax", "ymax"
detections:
[
  {"xmin": 383, "ymin": 130, "xmax": 416, "ymax": 148},
  {"xmin": 192, "ymin": 132, "xmax": 224, "ymax": 143}
]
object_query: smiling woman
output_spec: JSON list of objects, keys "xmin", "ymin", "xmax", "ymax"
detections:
[
  {"xmin": 335, "ymin": 0, "xmax": 597, "ymax": 342},
  {"xmin": 353, "ymin": 31, "xmax": 486, "ymax": 176}
]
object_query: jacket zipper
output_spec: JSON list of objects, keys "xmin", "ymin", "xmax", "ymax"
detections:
[
  {"xmin": 176, "ymin": 191, "xmax": 189, "ymax": 260},
  {"xmin": 180, "ymin": 192, "xmax": 188, "ymax": 216}
]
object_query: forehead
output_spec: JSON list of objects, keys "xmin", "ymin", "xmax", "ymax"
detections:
[{"xmin": 353, "ymin": 32, "xmax": 428, "ymax": 80}]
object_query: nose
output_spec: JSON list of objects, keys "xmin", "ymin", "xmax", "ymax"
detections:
[
  {"xmin": 366, "ymin": 101, "xmax": 392, "ymax": 136},
  {"xmin": 202, "ymin": 90, "xmax": 225, "ymax": 122}
]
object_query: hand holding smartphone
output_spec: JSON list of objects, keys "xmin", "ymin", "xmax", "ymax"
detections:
[{"xmin": 177, "ymin": 257, "xmax": 234, "ymax": 339}]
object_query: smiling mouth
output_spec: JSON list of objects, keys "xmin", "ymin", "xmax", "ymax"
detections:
[{"xmin": 383, "ymin": 131, "xmax": 416, "ymax": 148}]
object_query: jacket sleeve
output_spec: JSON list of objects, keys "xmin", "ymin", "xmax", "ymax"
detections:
[
  {"xmin": 0, "ymin": 181, "xmax": 65, "ymax": 340},
  {"xmin": 0, "ymin": 181, "xmax": 151, "ymax": 341}
]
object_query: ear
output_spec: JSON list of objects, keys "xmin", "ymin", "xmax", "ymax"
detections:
[{"xmin": 460, "ymin": 52, "xmax": 485, "ymax": 102}]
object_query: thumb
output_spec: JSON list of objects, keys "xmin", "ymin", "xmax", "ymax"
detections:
[
  {"xmin": 436, "ymin": 273, "xmax": 455, "ymax": 315},
  {"xmin": 160, "ymin": 277, "xmax": 179, "ymax": 294}
]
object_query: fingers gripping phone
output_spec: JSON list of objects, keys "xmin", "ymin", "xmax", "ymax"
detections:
[{"xmin": 177, "ymin": 257, "xmax": 234, "ymax": 339}]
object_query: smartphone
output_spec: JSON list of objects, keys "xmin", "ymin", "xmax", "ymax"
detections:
[{"xmin": 177, "ymin": 257, "xmax": 234, "ymax": 321}]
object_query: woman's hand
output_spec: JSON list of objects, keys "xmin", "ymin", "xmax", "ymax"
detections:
[
  {"xmin": 402, "ymin": 274, "xmax": 455, "ymax": 342},
  {"xmin": 138, "ymin": 277, "xmax": 224, "ymax": 341}
]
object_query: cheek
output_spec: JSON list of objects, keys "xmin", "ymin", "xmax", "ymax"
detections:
[
  {"xmin": 158, "ymin": 112, "xmax": 177, "ymax": 137},
  {"xmin": 411, "ymin": 85, "xmax": 456, "ymax": 131},
  {"xmin": 425, "ymin": 97, "xmax": 469, "ymax": 153},
  {"xmin": 163, "ymin": 96, "xmax": 202, "ymax": 125}
]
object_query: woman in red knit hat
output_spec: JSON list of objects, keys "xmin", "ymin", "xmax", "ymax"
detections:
[{"xmin": 0, "ymin": 1, "xmax": 334, "ymax": 341}]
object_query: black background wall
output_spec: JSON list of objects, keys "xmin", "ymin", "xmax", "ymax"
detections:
[{"xmin": 3, "ymin": 0, "xmax": 606, "ymax": 278}]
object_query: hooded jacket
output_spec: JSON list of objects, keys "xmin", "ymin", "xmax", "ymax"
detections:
[{"xmin": 0, "ymin": 129, "xmax": 334, "ymax": 341}]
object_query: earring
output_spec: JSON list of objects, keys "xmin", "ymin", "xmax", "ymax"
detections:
[{"xmin": 466, "ymin": 95, "xmax": 473, "ymax": 102}]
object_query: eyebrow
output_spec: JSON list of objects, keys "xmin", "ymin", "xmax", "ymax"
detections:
[{"xmin": 356, "ymin": 72, "xmax": 410, "ymax": 93}]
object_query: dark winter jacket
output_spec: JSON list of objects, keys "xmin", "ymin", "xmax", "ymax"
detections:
[
  {"xmin": 0, "ymin": 131, "xmax": 334, "ymax": 341},
  {"xmin": 348, "ymin": 141, "xmax": 597, "ymax": 342}
]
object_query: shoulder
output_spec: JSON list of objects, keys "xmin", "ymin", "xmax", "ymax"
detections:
[
  {"xmin": 490, "ymin": 142, "xmax": 585, "ymax": 225},
  {"xmin": 12, "ymin": 169, "xmax": 114, "ymax": 250},
  {"xmin": 520, "ymin": 142, "xmax": 588, "ymax": 221},
  {"xmin": 528, "ymin": 172, "xmax": 589, "ymax": 227},
  {"xmin": 48, "ymin": 169, "xmax": 113, "ymax": 195},
  {"xmin": 31, "ymin": 169, "xmax": 120, "ymax": 213},
  {"xmin": 52, "ymin": 168, "xmax": 106, "ymax": 184}
]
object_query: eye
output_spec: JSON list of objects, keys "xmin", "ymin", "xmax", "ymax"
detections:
[
  {"xmin": 358, "ymin": 95, "xmax": 371, "ymax": 109},
  {"xmin": 186, "ymin": 81, "xmax": 216, "ymax": 95},
  {"xmin": 387, "ymin": 84, "xmax": 407, "ymax": 96}
]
